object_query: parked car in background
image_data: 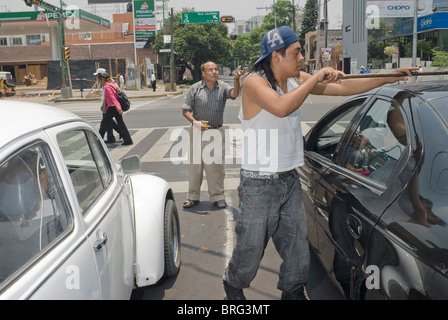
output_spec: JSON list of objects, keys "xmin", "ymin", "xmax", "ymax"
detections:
[
  {"xmin": 298, "ymin": 81, "xmax": 448, "ymax": 299},
  {"xmin": 0, "ymin": 101, "xmax": 181, "ymax": 299}
]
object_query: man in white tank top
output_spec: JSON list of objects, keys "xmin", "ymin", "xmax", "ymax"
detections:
[{"xmin": 223, "ymin": 26, "xmax": 418, "ymax": 300}]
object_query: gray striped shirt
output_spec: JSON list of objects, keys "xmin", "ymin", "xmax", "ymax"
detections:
[{"xmin": 181, "ymin": 80, "xmax": 234, "ymax": 127}]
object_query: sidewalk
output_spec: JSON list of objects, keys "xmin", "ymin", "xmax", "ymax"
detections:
[{"xmin": 8, "ymin": 82, "xmax": 187, "ymax": 103}]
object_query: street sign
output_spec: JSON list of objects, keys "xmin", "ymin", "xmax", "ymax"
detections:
[
  {"xmin": 134, "ymin": 0, "xmax": 156, "ymax": 49},
  {"xmin": 181, "ymin": 11, "xmax": 219, "ymax": 24}
]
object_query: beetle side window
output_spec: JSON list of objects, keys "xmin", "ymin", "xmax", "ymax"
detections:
[
  {"xmin": 0, "ymin": 143, "xmax": 73, "ymax": 287},
  {"xmin": 57, "ymin": 130, "xmax": 112, "ymax": 213},
  {"xmin": 339, "ymin": 99, "xmax": 408, "ymax": 185}
]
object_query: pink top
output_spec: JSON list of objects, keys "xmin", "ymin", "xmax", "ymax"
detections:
[{"xmin": 104, "ymin": 82, "xmax": 122, "ymax": 111}]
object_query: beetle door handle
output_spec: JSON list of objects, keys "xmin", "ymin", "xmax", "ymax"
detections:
[{"xmin": 94, "ymin": 232, "xmax": 108, "ymax": 252}]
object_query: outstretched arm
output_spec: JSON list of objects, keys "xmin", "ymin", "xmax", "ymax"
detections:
[{"xmin": 301, "ymin": 67, "xmax": 419, "ymax": 96}]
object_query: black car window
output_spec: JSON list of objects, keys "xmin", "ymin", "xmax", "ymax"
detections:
[
  {"xmin": 340, "ymin": 98, "xmax": 407, "ymax": 185},
  {"xmin": 57, "ymin": 130, "xmax": 113, "ymax": 214},
  {"xmin": 0, "ymin": 143, "xmax": 73, "ymax": 289},
  {"xmin": 308, "ymin": 99, "xmax": 366, "ymax": 160},
  {"xmin": 428, "ymin": 96, "xmax": 448, "ymax": 128}
]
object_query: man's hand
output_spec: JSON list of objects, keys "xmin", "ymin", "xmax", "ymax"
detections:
[
  {"xmin": 193, "ymin": 120, "xmax": 210, "ymax": 131},
  {"xmin": 316, "ymin": 67, "xmax": 345, "ymax": 84},
  {"xmin": 385, "ymin": 67, "xmax": 420, "ymax": 83},
  {"xmin": 234, "ymin": 65, "xmax": 245, "ymax": 80}
]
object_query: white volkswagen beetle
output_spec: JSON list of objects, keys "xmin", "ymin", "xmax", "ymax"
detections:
[{"xmin": 0, "ymin": 101, "xmax": 181, "ymax": 299}]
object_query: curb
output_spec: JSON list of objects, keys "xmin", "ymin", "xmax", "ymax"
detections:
[{"xmin": 52, "ymin": 90, "xmax": 185, "ymax": 103}]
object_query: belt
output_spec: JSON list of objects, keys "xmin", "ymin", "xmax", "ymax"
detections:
[
  {"xmin": 208, "ymin": 125, "xmax": 222, "ymax": 129},
  {"xmin": 241, "ymin": 169, "xmax": 295, "ymax": 180}
]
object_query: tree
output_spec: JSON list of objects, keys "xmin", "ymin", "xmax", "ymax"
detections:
[
  {"xmin": 384, "ymin": 46, "xmax": 396, "ymax": 63},
  {"xmin": 299, "ymin": 0, "xmax": 318, "ymax": 46},
  {"xmin": 417, "ymin": 39, "xmax": 433, "ymax": 61},
  {"xmin": 262, "ymin": 0, "xmax": 294, "ymax": 30},
  {"xmin": 431, "ymin": 48, "xmax": 448, "ymax": 70},
  {"xmin": 153, "ymin": 11, "xmax": 233, "ymax": 82}
]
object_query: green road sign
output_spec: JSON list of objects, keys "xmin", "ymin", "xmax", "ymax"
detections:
[{"xmin": 181, "ymin": 11, "xmax": 219, "ymax": 24}]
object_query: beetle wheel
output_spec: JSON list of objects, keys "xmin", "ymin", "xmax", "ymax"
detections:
[{"xmin": 163, "ymin": 198, "xmax": 181, "ymax": 277}]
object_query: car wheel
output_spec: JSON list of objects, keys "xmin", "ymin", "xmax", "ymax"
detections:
[{"xmin": 163, "ymin": 198, "xmax": 181, "ymax": 277}]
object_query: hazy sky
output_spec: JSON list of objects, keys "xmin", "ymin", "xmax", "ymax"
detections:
[{"xmin": 1, "ymin": 0, "xmax": 342, "ymax": 26}]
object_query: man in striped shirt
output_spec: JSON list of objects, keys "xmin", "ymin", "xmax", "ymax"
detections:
[{"xmin": 181, "ymin": 61, "xmax": 244, "ymax": 209}]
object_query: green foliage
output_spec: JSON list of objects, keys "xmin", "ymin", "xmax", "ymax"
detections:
[
  {"xmin": 384, "ymin": 46, "xmax": 396, "ymax": 56},
  {"xmin": 299, "ymin": 0, "xmax": 318, "ymax": 46},
  {"xmin": 153, "ymin": 11, "xmax": 233, "ymax": 81},
  {"xmin": 417, "ymin": 39, "xmax": 433, "ymax": 61},
  {"xmin": 367, "ymin": 20, "xmax": 394, "ymax": 62},
  {"xmin": 431, "ymin": 48, "xmax": 448, "ymax": 69},
  {"xmin": 262, "ymin": 0, "xmax": 295, "ymax": 30},
  {"xmin": 155, "ymin": 2, "xmax": 302, "ymax": 81}
]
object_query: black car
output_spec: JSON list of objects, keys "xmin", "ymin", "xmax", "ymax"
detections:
[{"xmin": 298, "ymin": 81, "xmax": 448, "ymax": 300}]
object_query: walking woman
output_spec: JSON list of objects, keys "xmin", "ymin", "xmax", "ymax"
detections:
[{"xmin": 94, "ymin": 68, "xmax": 133, "ymax": 146}]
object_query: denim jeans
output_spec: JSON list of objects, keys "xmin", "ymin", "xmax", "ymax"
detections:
[{"xmin": 224, "ymin": 169, "xmax": 310, "ymax": 293}]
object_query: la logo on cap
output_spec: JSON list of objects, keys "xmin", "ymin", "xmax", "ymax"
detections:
[{"xmin": 267, "ymin": 30, "xmax": 284, "ymax": 48}]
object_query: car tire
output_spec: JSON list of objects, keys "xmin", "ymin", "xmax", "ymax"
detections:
[{"xmin": 163, "ymin": 198, "xmax": 181, "ymax": 277}]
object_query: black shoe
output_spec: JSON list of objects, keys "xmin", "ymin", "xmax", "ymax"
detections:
[
  {"xmin": 281, "ymin": 286, "xmax": 309, "ymax": 300},
  {"xmin": 223, "ymin": 280, "xmax": 246, "ymax": 300},
  {"xmin": 104, "ymin": 139, "xmax": 116, "ymax": 144},
  {"xmin": 121, "ymin": 141, "xmax": 133, "ymax": 146}
]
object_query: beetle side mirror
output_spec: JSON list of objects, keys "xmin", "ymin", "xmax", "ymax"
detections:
[{"xmin": 120, "ymin": 155, "xmax": 142, "ymax": 174}]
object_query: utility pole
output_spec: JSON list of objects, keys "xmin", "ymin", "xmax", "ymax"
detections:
[
  {"xmin": 256, "ymin": 0, "xmax": 276, "ymax": 28},
  {"xmin": 292, "ymin": 0, "xmax": 296, "ymax": 33},
  {"xmin": 412, "ymin": 0, "xmax": 418, "ymax": 68},
  {"xmin": 170, "ymin": 7, "xmax": 175, "ymax": 92},
  {"xmin": 25, "ymin": 0, "xmax": 71, "ymax": 98},
  {"xmin": 323, "ymin": 0, "xmax": 329, "ymax": 67},
  {"xmin": 316, "ymin": 0, "xmax": 321, "ymax": 70},
  {"xmin": 273, "ymin": 0, "xmax": 277, "ymax": 28}
]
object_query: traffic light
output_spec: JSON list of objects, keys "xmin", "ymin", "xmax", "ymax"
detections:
[
  {"xmin": 63, "ymin": 46, "xmax": 70, "ymax": 61},
  {"xmin": 24, "ymin": 0, "xmax": 42, "ymax": 6},
  {"xmin": 221, "ymin": 16, "xmax": 235, "ymax": 23},
  {"xmin": 230, "ymin": 33, "xmax": 237, "ymax": 40}
]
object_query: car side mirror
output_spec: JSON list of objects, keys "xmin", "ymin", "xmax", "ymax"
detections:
[{"xmin": 120, "ymin": 155, "xmax": 142, "ymax": 174}]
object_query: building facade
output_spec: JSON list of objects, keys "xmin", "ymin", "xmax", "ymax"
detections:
[
  {"xmin": 0, "ymin": 11, "xmax": 161, "ymax": 87},
  {"xmin": 342, "ymin": 0, "xmax": 448, "ymax": 73}
]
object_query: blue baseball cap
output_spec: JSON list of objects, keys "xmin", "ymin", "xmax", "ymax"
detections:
[{"xmin": 254, "ymin": 26, "xmax": 300, "ymax": 66}]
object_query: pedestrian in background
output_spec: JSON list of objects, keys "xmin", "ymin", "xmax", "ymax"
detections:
[
  {"xmin": 417, "ymin": 64, "xmax": 423, "ymax": 82},
  {"xmin": 95, "ymin": 68, "xmax": 121, "ymax": 144},
  {"xmin": 151, "ymin": 72, "xmax": 157, "ymax": 92},
  {"xmin": 94, "ymin": 68, "xmax": 133, "ymax": 146},
  {"xmin": 181, "ymin": 61, "xmax": 244, "ymax": 210},
  {"xmin": 119, "ymin": 73, "xmax": 125, "ymax": 90},
  {"xmin": 222, "ymin": 26, "xmax": 417, "ymax": 300}
]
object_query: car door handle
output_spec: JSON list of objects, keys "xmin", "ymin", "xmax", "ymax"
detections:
[
  {"xmin": 94, "ymin": 232, "xmax": 108, "ymax": 252},
  {"xmin": 346, "ymin": 214, "xmax": 362, "ymax": 239}
]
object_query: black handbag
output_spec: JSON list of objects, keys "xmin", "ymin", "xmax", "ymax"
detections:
[{"xmin": 115, "ymin": 86, "xmax": 130, "ymax": 112}]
